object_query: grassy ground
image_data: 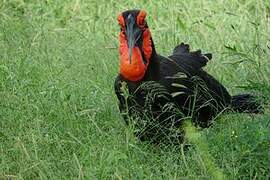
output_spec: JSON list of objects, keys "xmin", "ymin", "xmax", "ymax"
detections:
[{"xmin": 0, "ymin": 0, "xmax": 270, "ymax": 179}]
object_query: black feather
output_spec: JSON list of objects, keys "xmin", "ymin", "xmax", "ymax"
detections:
[{"xmin": 114, "ymin": 11, "xmax": 263, "ymax": 143}]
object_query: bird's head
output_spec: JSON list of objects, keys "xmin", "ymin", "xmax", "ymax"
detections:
[{"xmin": 118, "ymin": 9, "xmax": 153, "ymax": 82}]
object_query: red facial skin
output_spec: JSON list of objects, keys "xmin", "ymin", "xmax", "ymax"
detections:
[{"xmin": 118, "ymin": 11, "xmax": 152, "ymax": 82}]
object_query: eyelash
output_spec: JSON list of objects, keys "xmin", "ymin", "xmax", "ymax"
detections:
[{"xmin": 137, "ymin": 18, "xmax": 145, "ymax": 27}]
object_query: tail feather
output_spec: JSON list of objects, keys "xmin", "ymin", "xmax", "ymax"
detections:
[{"xmin": 231, "ymin": 94, "xmax": 263, "ymax": 113}]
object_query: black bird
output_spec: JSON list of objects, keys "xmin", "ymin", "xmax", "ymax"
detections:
[{"xmin": 114, "ymin": 9, "xmax": 262, "ymax": 143}]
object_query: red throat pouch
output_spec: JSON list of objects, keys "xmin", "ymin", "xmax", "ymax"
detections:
[{"xmin": 119, "ymin": 30, "xmax": 152, "ymax": 82}]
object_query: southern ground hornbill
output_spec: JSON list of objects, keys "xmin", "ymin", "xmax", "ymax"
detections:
[{"xmin": 114, "ymin": 9, "xmax": 262, "ymax": 143}]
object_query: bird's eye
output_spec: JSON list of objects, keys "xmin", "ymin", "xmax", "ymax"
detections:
[
  {"xmin": 137, "ymin": 17, "xmax": 145, "ymax": 27},
  {"xmin": 137, "ymin": 10, "xmax": 147, "ymax": 28},
  {"xmin": 117, "ymin": 14, "xmax": 125, "ymax": 29}
]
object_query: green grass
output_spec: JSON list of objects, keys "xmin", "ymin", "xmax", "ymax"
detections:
[{"xmin": 1, "ymin": 0, "xmax": 270, "ymax": 179}]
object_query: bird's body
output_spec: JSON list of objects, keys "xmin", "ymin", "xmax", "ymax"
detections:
[{"xmin": 114, "ymin": 10, "xmax": 261, "ymax": 142}]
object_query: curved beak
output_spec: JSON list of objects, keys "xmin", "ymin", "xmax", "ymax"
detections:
[{"xmin": 126, "ymin": 16, "xmax": 142, "ymax": 63}]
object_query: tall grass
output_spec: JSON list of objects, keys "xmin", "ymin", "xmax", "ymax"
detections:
[{"xmin": 0, "ymin": 0, "xmax": 269, "ymax": 179}]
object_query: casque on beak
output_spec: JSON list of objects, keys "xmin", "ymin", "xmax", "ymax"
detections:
[{"xmin": 125, "ymin": 15, "xmax": 142, "ymax": 63}]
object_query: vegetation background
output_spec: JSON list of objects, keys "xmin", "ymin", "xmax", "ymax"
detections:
[{"xmin": 0, "ymin": 0, "xmax": 269, "ymax": 179}]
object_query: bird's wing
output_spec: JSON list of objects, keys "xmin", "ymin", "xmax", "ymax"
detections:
[
  {"xmin": 159, "ymin": 43, "xmax": 231, "ymax": 112},
  {"xmin": 169, "ymin": 43, "xmax": 212, "ymax": 73}
]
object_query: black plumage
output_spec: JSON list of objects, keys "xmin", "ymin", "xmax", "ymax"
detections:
[{"xmin": 114, "ymin": 10, "xmax": 262, "ymax": 143}]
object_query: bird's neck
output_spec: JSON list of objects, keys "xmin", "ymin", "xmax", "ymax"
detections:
[
  {"xmin": 142, "ymin": 40, "xmax": 160, "ymax": 81},
  {"xmin": 119, "ymin": 30, "xmax": 159, "ymax": 82}
]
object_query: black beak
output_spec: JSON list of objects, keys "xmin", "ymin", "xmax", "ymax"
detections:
[{"xmin": 126, "ymin": 15, "xmax": 142, "ymax": 63}]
